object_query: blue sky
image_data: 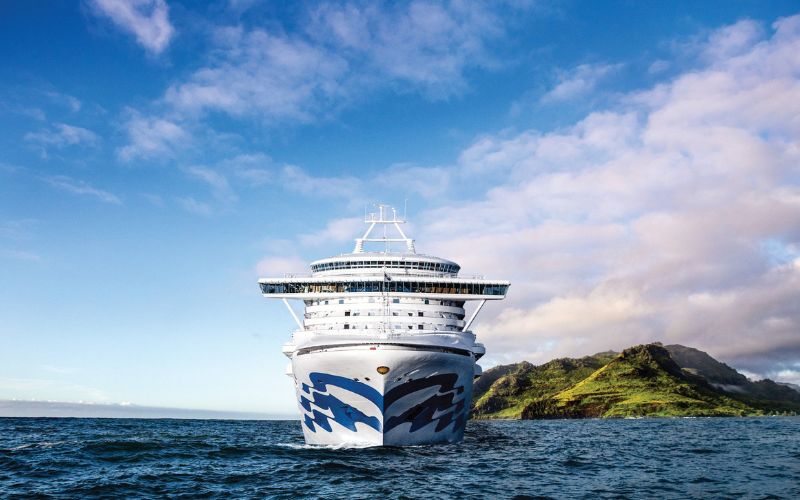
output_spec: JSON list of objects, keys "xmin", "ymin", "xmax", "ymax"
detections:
[{"xmin": 2, "ymin": 0, "xmax": 800, "ymax": 415}]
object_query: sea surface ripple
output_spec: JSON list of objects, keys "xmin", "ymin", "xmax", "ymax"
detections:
[{"xmin": 1, "ymin": 417, "xmax": 798, "ymax": 498}]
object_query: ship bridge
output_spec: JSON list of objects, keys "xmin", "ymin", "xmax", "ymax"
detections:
[{"xmin": 309, "ymin": 253, "xmax": 460, "ymax": 277}]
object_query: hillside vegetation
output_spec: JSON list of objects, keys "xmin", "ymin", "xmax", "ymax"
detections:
[{"xmin": 472, "ymin": 343, "xmax": 800, "ymax": 419}]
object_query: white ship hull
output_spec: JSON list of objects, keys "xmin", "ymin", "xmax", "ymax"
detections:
[
  {"xmin": 292, "ymin": 344, "xmax": 477, "ymax": 446},
  {"xmin": 259, "ymin": 204, "xmax": 508, "ymax": 447}
]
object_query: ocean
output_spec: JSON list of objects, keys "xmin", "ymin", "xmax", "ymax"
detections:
[{"xmin": 1, "ymin": 417, "xmax": 798, "ymax": 498}]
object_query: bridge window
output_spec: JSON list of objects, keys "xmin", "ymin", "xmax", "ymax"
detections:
[{"xmin": 260, "ymin": 281, "xmax": 508, "ymax": 296}]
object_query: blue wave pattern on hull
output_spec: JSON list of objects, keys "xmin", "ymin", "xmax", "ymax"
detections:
[
  {"xmin": 301, "ymin": 373, "xmax": 382, "ymax": 433},
  {"xmin": 300, "ymin": 372, "xmax": 465, "ymax": 435},
  {"xmin": 384, "ymin": 373, "xmax": 466, "ymax": 433}
]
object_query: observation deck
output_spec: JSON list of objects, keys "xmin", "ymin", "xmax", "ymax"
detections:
[{"xmin": 259, "ymin": 204, "xmax": 509, "ymax": 338}]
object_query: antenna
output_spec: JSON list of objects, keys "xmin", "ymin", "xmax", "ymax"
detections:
[{"xmin": 353, "ymin": 203, "xmax": 416, "ymax": 254}]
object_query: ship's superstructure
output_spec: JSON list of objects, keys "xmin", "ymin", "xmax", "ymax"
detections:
[{"xmin": 259, "ymin": 205, "xmax": 509, "ymax": 446}]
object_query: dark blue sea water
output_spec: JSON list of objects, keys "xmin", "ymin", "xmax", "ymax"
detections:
[{"xmin": 1, "ymin": 417, "xmax": 798, "ymax": 499}]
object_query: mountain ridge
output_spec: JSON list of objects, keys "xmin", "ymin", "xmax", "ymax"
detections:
[{"xmin": 472, "ymin": 343, "xmax": 800, "ymax": 419}]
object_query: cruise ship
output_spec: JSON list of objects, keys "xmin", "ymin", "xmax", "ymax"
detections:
[{"xmin": 259, "ymin": 205, "xmax": 509, "ymax": 446}]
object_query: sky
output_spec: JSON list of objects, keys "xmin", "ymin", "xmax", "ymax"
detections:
[{"xmin": 1, "ymin": 0, "xmax": 800, "ymax": 416}]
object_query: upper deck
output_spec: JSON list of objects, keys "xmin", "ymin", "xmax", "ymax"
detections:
[
  {"xmin": 258, "ymin": 204, "xmax": 510, "ymax": 301},
  {"xmin": 309, "ymin": 252, "xmax": 460, "ymax": 277},
  {"xmin": 258, "ymin": 276, "xmax": 509, "ymax": 299}
]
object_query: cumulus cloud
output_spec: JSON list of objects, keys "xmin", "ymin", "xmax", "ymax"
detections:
[
  {"xmin": 242, "ymin": 13, "xmax": 800, "ymax": 382},
  {"xmin": 400, "ymin": 15, "xmax": 800, "ymax": 378},
  {"xmin": 42, "ymin": 175, "xmax": 122, "ymax": 205},
  {"xmin": 89, "ymin": 0, "xmax": 175, "ymax": 55}
]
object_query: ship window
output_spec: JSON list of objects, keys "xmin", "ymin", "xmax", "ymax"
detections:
[
  {"xmin": 418, "ymin": 311, "xmax": 423, "ymax": 316},
  {"xmin": 344, "ymin": 311, "xmax": 350, "ymax": 316},
  {"xmin": 424, "ymin": 299, "xmax": 429, "ymax": 305},
  {"xmin": 393, "ymin": 298, "xmax": 399, "ymax": 303},
  {"xmin": 418, "ymin": 324, "xmax": 423, "ymax": 330},
  {"xmin": 339, "ymin": 299, "xmax": 344, "ymax": 304},
  {"xmin": 344, "ymin": 324, "xmax": 349, "ymax": 329},
  {"xmin": 264, "ymin": 280, "xmax": 505, "ymax": 297}
]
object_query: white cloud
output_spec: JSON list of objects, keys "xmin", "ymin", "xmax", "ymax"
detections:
[
  {"xmin": 25, "ymin": 123, "xmax": 99, "ymax": 149},
  {"xmin": 176, "ymin": 196, "xmax": 212, "ymax": 216},
  {"xmin": 280, "ymin": 164, "xmax": 361, "ymax": 198},
  {"xmin": 648, "ymin": 59, "xmax": 670, "ymax": 75},
  {"xmin": 307, "ymin": 1, "xmax": 505, "ymax": 98},
  {"xmin": 89, "ymin": 0, "xmax": 175, "ymax": 55},
  {"xmin": 703, "ymin": 19, "xmax": 764, "ymax": 61},
  {"xmin": 540, "ymin": 63, "xmax": 623, "ymax": 103},
  {"xmin": 775, "ymin": 369, "xmax": 800, "ymax": 385},
  {"xmin": 156, "ymin": 1, "xmax": 517, "ymax": 125},
  {"xmin": 141, "ymin": 193, "xmax": 164, "ymax": 206},
  {"xmin": 299, "ymin": 217, "xmax": 364, "ymax": 248},
  {"xmin": 406, "ymin": 14, "xmax": 800, "ymax": 370},
  {"xmin": 256, "ymin": 255, "xmax": 309, "ymax": 276},
  {"xmin": 117, "ymin": 111, "xmax": 188, "ymax": 161},
  {"xmin": 0, "ymin": 249, "xmax": 42, "ymax": 262},
  {"xmin": 44, "ymin": 91, "xmax": 82, "ymax": 112},
  {"xmin": 246, "ymin": 14, "xmax": 800, "ymax": 376},
  {"xmin": 0, "ymin": 219, "xmax": 39, "ymax": 241},
  {"xmin": 42, "ymin": 175, "xmax": 122, "ymax": 205},
  {"xmin": 221, "ymin": 153, "xmax": 273, "ymax": 186},
  {"xmin": 164, "ymin": 28, "xmax": 348, "ymax": 122},
  {"xmin": 374, "ymin": 163, "xmax": 452, "ymax": 198},
  {"xmin": 118, "ymin": 2, "xmax": 527, "ymax": 158},
  {"xmin": 181, "ymin": 165, "xmax": 236, "ymax": 203}
]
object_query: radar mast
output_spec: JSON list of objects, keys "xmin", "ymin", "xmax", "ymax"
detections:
[{"xmin": 353, "ymin": 204, "xmax": 416, "ymax": 254}]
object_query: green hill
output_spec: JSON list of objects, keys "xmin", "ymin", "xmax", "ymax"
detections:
[
  {"xmin": 472, "ymin": 343, "xmax": 800, "ymax": 419},
  {"xmin": 472, "ymin": 351, "xmax": 617, "ymax": 419},
  {"xmin": 663, "ymin": 344, "xmax": 800, "ymax": 413}
]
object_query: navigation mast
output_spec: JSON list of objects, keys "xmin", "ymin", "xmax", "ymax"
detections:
[{"xmin": 353, "ymin": 204, "xmax": 416, "ymax": 254}]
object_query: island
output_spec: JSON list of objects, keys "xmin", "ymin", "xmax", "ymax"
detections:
[{"xmin": 471, "ymin": 343, "xmax": 800, "ymax": 419}]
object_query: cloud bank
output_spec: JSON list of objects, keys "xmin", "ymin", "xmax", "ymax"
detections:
[{"xmin": 405, "ymin": 16, "xmax": 800, "ymax": 381}]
